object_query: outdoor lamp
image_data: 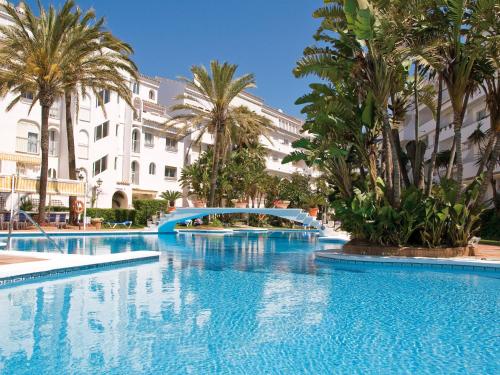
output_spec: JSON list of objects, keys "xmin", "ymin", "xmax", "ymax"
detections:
[{"xmin": 97, "ymin": 178, "xmax": 103, "ymax": 187}]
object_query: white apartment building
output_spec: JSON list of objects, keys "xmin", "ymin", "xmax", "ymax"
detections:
[
  {"xmin": 400, "ymin": 84, "xmax": 499, "ymax": 200},
  {"xmin": 0, "ymin": 0, "xmax": 310, "ymax": 211}
]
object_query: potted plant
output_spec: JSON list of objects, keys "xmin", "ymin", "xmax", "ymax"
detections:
[
  {"xmin": 90, "ymin": 217, "xmax": 104, "ymax": 229},
  {"xmin": 273, "ymin": 199, "xmax": 290, "ymax": 209},
  {"xmin": 161, "ymin": 190, "xmax": 182, "ymax": 213},
  {"xmin": 305, "ymin": 194, "xmax": 326, "ymax": 218},
  {"xmin": 193, "ymin": 196, "xmax": 206, "ymax": 208},
  {"xmin": 231, "ymin": 198, "xmax": 248, "ymax": 208}
]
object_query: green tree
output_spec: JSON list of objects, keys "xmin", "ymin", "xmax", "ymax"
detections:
[
  {"xmin": 167, "ymin": 61, "xmax": 270, "ymax": 207},
  {"xmin": 61, "ymin": 3, "xmax": 137, "ymax": 223},
  {"xmin": 0, "ymin": 1, "xmax": 77, "ymax": 223}
]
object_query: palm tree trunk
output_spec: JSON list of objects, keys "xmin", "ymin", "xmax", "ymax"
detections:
[
  {"xmin": 475, "ymin": 132, "xmax": 499, "ymax": 209},
  {"xmin": 445, "ymin": 138, "xmax": 456, "ymax": 179},
  {"xmin": 65, "ymin": 90, "xmax": 78, "ymax": 225},
  {"xmin": 452, "ymin": 110, "xmax": 464, "ymax": 189},
  {"xmin": 413, "ymin": 63, "xmax": 421, "ymax": 188},
  {"xmin": 384, "ymin": 116, "xmax": 400, "ymax": 208},
  {"xmin": 208, "ymin": 125, "xmax": 223, "ymax": 207},
  {"xmin": 38, "ymin": 105, "xmax": 50, "ymax": 225},
  {"xmin": 382, "ymin": 123, "xmax": 394, "ymax": 201},
  {"xmin": 368, "ymin": 143, "xmax": 378, "ymax": 194},
  {"xmin": 425, "ymin": 75, "xmax": 443, "ymax": 196},
  {"xmin": 392, "ymin": 128, "xmax": 410, "ymax": 188}
]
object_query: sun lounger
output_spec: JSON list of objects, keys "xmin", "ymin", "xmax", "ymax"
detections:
[
  {"xmin": 56, "ymin": 214, "xmax": 67, "ymax": 229},
  {"xmin": 105, "ymin": 220, "xmax": 132, "ymax": 229}
]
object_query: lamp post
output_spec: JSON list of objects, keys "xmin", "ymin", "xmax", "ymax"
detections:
[{"xmin": 78, "ymin": 169, "xmax": 87, "ymax": 231}]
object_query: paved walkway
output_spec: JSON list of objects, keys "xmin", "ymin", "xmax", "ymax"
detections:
[
  {"xmin": 0, "ymin": 254, "xmax": 45, "ymax": 265},
  {"xmin": 474, "ymin": 244, "xmax": 500, "ymax": 260}
]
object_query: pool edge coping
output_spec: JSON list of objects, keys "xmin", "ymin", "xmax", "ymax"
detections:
[
  {"xmin": 315, "ymin": 251, "xmax": 500, "ymax": 271},
  {"xmin": 0, "ymin": 250, "xmax": 160, "ymax": 286}
]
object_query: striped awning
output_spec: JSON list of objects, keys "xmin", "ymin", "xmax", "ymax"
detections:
[
  {"xmin": 0, "ymin": 175, "xmax": 85, "ymax": 196},
  {"xmin": 0, "ymin": 153, "xmax": 41, "ymax": 165}
]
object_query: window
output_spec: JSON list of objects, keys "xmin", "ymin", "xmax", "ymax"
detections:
[
  {"xmin": 21, "ymin": 92, "xmax": 34, "ymax": 100},
  {"xmin": 27, "ymin": 132, "xmax": 39, "ymax": 154},
  {"xmin": 165, "ymin": 137, "xmax": 177, "ymax": 152},
  {"xmin": 94, "ymin": 121, "xmax": 109, "ymax": 141},
  {"xmin": 49, "ymin": 129, "xmax": 58, "ymax": 156},
  {"xmin": 78, "ymin": 130, "xmax": 89, "ymax": 159},
  {"xmin": 272, "ymin": 155, "xmax": 279, "ymax": 162},
  {"xmin": 132, "ymin": 129, "xmax": 140, "ymax": 152},
  {"xmin": 48, "ymin": 168, "xmax": 57, "ymax": 179},
  {"xmin": 149, "ymin": 90, "xmax": 155, "ymax": 100},
  {"xmin": 132, "ymin": 81, "xmax": 140, "ymax": 95},
  {"xmin": 93, "ymin": 155, "xmax": 108, "ymax": 176},
  {"xmin": 164, "ymin": 166, "xmax": 176, "ymax": 179},
  {"xmin": 96, "ymin": 90, "xmax": 110, "ymax": 106},
  {"xmin": 477, "ymin": 109, "xmax": 488, "ymax": 121},
  {"xmin": 149, "ymin": 163, "xmax": 156, "ymax": 175},
  {"xmin": 282, "ymin": 138, "xmax": 290, "ymax": 145},
  {"xmin": 144, "ymin": 132, "xmax": 154, "ymax": 147},
  {"xmin": 131, "ymin": 161, "xmax": 139, "ymax": 184},
  {"xmin": 115, "ymin": 124, "xmax": 120, "ymax": 137},
  {"xmin": 114, "ymin": 157, "xmax": 118, "ymax": 170}
]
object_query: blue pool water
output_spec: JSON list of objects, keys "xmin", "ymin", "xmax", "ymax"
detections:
[{"xmin": 0, "ymin": 232, "xmax": 498, "ymax": 374}]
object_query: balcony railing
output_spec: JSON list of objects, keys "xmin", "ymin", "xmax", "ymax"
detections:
[{"xmin": 16, "ymin": 137, "xmax": 39, "ymax": 155}]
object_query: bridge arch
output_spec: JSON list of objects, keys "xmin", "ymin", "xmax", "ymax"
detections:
[{"xmin": 157, "ymin": 207, "xmax": 321, "ymax": 233}]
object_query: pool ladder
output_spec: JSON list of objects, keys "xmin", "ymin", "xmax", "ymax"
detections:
[{"xmin": 4, "ymin": 209, "xmax": 64, "ymax": 253}]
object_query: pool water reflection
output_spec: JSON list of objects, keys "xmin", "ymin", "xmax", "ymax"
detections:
[{"xmin": 0, "ymin": 232, "xmax": 498, "ymax": 374}]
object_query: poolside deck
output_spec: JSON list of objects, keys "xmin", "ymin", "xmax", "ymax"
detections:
[
  {"xmin": 0, "ymin": 254, "xmax": 45, "ymax": 265},
  {"xmin": 0, "ymin": 250, "xmax": 160, "ymax": 286}
]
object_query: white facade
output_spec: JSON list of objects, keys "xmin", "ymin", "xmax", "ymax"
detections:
[
  {"xmin": 400, "ymin": 84, "xmax": 499, "ymax": 200},
  {"xmin": 0, "ymin": 1, "xmax": 311, "ymax": 210}
]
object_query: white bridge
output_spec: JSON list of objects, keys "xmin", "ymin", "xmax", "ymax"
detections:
[{"xmin": 157, "ymin": 208, "xmax": 325, "ymax": 233}]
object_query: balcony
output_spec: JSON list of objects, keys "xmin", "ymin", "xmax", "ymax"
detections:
[{"xmin": 16, "ymin": 137, "xmax": 39, "ymax": 155}]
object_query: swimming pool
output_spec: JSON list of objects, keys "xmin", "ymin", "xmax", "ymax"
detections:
[{"xmin": 0, "ymin": 232, "xmax": 498, "ymax": 374}]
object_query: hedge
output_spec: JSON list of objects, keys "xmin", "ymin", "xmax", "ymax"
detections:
[
  {"xmin": 86, "ymin": 208, "xmax": 136, "ymax": 224},
  {"xmin": 480, "ymin": 209, "xmax": 500, "ymax": 241},
  {"xmin": 133, "ymin": 199, "xmax": 167, "ymax": 225}
]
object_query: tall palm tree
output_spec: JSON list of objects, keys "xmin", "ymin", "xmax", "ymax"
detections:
[
  {"xmin": 61, "ymin": 5, "xmax": 137, "ymax": 223},
  {"xmin": 0, "ymin": 1, "xmax": 77, "ymax": 223},
  {"xmin": 430, "ymin": 0, "xmax": 494, "ymax": 190},
  {"xmin": 167, "ymin": 61, "xmax": 270, "ymax": 206}
]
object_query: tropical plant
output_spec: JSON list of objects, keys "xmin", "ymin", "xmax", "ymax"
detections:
[
  {"xmin": 160, "ymin": 191, "xmax": 182, "ymax": 207},
  {"xmin": 167, "ymin": 61, "xmax": 271, "ymax": 206},
  {"xmin": 179, "ymin": 150, "xmax": 212, "ymax": 202},
  {"xmin": 0, "ymin": 1, "xmax": 77, "ymax": 223}
]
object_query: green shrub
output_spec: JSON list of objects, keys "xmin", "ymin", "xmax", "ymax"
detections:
[
  {"xmin": 86, "ymin": 208, "xmax": 136, "ymax": 224},
  {"xmin": 480, "ymin": 209, "xmax": 500, "ymax": 240},
  {"xmin": 133, "ymin": 199, "xmax": 167, "ymax": 225},
  {"xmin": 48, "ymin": 206, "xmax": 70, "ymax": 212},
  {"xmin": 333, "ymin": 177, "xmax": 484, "ymax": 247}
]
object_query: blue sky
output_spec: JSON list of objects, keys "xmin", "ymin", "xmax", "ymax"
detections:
[{"xmin": 26, "ymin": 0, "xmax": 321, "ymax": 118}]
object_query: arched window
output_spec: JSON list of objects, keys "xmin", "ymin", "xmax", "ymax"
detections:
[
  {"xmin": 48, "ymin": 168, "xmax": 57, "ymax": 179},
  {"xmin": 149, "ymin": 162, "xmax": 156, "ymax": 175},
  {"xmin": 78, "ymin": 130, "xmax": 89, "ymax": 159},
  {"xmin": 131, "ymin": 161, "xmax": 139, "ymax": 184},
  {"xmin": 49, "ymin": 129, "xmax": 58, "ymax": 156},
  {"xmin": 132, "ymin": 129, "xmax": 140, "ymax": 153},
  {"xmin": 149, "ymin": 90, "xmax": 155, "ymax": 100}
]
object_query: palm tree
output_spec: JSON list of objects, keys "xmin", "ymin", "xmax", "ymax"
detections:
[
  {"xmin": 61, "ymin": 5, "xmax": 137, "ymax": 224},
  {"xmin": 0, "ymin": 1, "xmax": 77, "ymax": 223},
  {"xmin": 167, "ymin": 61, "xmax": 270, "ymax": 206},
  {"xmin": 429, "ymin": 0, "xmax": 494, "ymax": 189}
]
